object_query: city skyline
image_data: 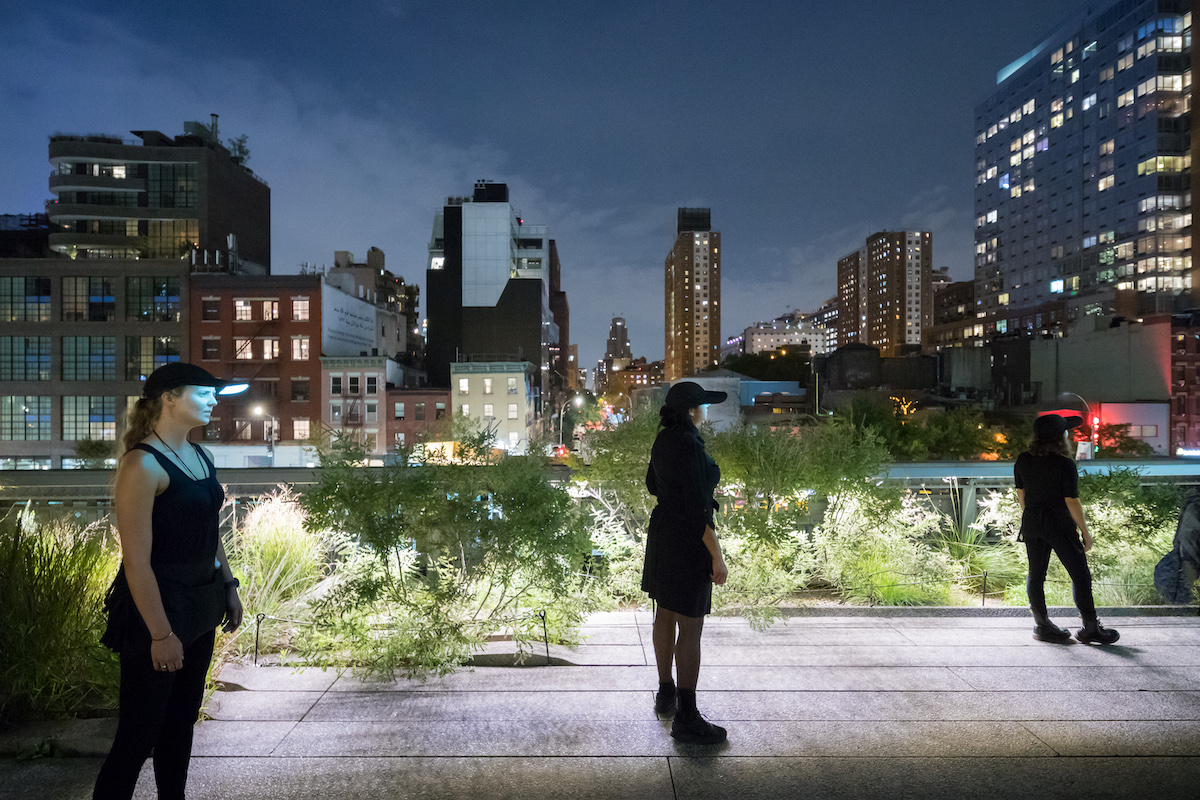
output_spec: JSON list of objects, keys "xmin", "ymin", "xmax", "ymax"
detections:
[{"xmin": 1, "ymin": 0, "xmax": 1072, "ymax": 375}]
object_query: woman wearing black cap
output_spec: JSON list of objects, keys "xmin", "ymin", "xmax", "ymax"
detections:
[
  {"xmin": 1015, "ymin": 413, "xmax": 1119, "ymax": 645},
  {"xmin": 94, "ymin": 363, "xmax": 247, "ymax": 799},
  {"xmin": 643, "ymin": 380, "xmax": 730, "ymax": 744}
]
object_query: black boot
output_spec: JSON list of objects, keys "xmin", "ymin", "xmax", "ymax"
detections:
[
  {"xmin": 1031, "ymin": 609, "xmax": 1072, "ymax": 642},
  {"xmin": 654, "ymin": 682, "xmax": 676, "ymax": 718},
  {"xmin": 1076, "ymin": 618, "xmax": 1120, "ymax": 645}
]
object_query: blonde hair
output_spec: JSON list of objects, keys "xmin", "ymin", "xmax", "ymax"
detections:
[{"xmin": 119, "ymin": 388, "xmax": 185, "ymax": 456}]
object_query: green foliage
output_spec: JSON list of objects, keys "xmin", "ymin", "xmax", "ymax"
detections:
[
  {"xmin": 994, "ymin": 416, "xmax": 1034, "ymax": 460},
  {"xmin": 984, "ymin": 467, "xmax": 1180, "ymax": 607},
  {"xmin": 226, "ymin": 134, "xmax": 250, "ymax": 164},
  {"xmin": 1094, "ymin": 423, "xmax": 1155, "ymax": 458},
  {"xmin": 719, "ymin": 352, "xmax": 811, "ymax": 383},
  {"xmin": 298, "ymin": 436, "xmax": 590, "ymax": 678},
  {"xmin": 0, "ymin": 508, "xmax": 119, "ymax": 722},
  {"xmin": 814, "ymin": 490, "xmax": 955, "ymax": 605},
  {"xmin": 73, "ymin": 439, "xmax": 116, "ymax": 469},
  {"xmin": 833, "ymin": 394, "xmax": 996, "ymax": 461}
]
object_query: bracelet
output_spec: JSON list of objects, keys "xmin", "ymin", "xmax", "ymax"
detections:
[
  {"xmin": 225, "ymin": 577, "xmax": 241, "ymax": 589},
  {"xmin": 152, "ymin": 631, "xmax": 175, "ymax": 642}
]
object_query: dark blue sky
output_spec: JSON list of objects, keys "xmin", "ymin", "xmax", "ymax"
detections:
[{"xmin": 1, "ymin": 0, "xmax": 1074, "ymax": 373}]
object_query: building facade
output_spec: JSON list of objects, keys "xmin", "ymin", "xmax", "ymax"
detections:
[
  {"xmin": 47, "ymin": 121, "xmax": 269, "ymax": 271},
  {"xmin": 665, "ymin": 208, "xmax": 721, "ymax": 381},
  {"xmin": 837, "ymin": 231, "xmax": 932, "ymax": 357},
  {"xmin": 0, "ymin": 121, "xmax": 270, "ymax": 469},
  {"xmin": 974, "ymin": 0, "xmax": 1194, "ymax": 338},
  {"xmin": 425, "ymin": 181, "xmax": 559, "ymax": 416},
  {"xmin": 450, "ymin": 361, "xmax": 538, "ymax": 454}
]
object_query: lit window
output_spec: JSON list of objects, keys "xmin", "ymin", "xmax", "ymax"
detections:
[
  {"xmin": 458, "ymin": 377, "xmax": 469, "ymax": 394},
  {"xmin": 291, "ymin": 336, "xmax": 309, "ymax": 361},
  {"xmin": 1051, "ymin": 279, "xmax": 1065, "ymax": 293}
]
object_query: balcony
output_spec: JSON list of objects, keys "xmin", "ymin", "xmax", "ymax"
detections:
[
  {"xmin": 47, "ymin": 232, "xmax": 141, "ymax": 257},
  {"xmin": 49, "ymin": 173, "xmax": 143, "ymax": 194}
]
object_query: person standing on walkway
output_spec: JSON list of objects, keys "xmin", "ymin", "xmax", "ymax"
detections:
[
  {"xmin": 94, "ymin": 363, "xmax": 246, "ymax": 799},
  {"xmin": 1015, "ymin": 413, "xmax": 1119, "ymax": 645},
  {"xmin": 642, "ymin": 381, "xmax": 730, "ymax": 745}
]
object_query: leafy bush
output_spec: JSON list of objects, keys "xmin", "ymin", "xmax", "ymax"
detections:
[
  {"xmin": 298, "ymin": 431, "xmax": 592, "ymax": 678},
  {"xmin": 0, "ymin": 507, "xmax": 119, "ymax": 722}
]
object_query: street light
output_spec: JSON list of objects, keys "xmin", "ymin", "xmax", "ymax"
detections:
[
  {"xmin": 558, "ymin": 394, "xmax": 584, "ymax": 446},
  {"xmin": 1059, "ymin": 391, "xmax": 1096, "ymax": 457},
  {"xmin": 252, "ymin": 405, "xmax": 278, "ymax": 467}
]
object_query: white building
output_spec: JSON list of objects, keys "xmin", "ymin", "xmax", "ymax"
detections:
[
  {"xmin": 741, "ymin": 319, "xmax": 829, "ymax": 356},
  {"xmin": 451, "ymin": 361, "xmax": 538, "ymax": 454}
]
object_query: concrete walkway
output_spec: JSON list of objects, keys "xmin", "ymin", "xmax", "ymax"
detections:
[{"xmin": 3, "ymin": 609, "xmax": 1200, "ymax": 799}]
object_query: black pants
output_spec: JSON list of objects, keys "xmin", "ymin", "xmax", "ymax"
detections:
[
  {"xmin": 93, "ymin": 630, "xmax": 215, "ymax": 800},
  {"xmin": 1025, "ymin": 535, "xmax": 1097, "ymax": 621}
]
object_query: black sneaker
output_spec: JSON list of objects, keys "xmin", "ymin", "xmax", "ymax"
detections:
[
  {"xmin": 1076, "ymin": 621, "xmax": 1120, "ymax": 645},
  {"xmin": 1033, "ymin": 621, "xmax": 1072, "ymax": 642},
  {"xmin": 670, "ymin": 710, "xmax": 727, "ymax": 744},
  {"xmin": 654, "ymin": 688, "xmax": 676, "ymax": 718}
]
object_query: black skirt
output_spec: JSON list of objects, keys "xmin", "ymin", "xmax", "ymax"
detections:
[{"xmin": 642, "ymin": 506, "xmax": 713, "ymax": 617}]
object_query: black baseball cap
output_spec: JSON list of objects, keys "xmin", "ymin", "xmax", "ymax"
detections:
[
  {"xmin": 1033, "ymin": 412, "xmax": 1084, "ymax": 438},
  {"xmin": 664, "ymin": 381, "xmax": 728, "ymax": 409},
  {"xmin": 141, "ymin": 362, "xmax": 249, "ymax": 399}
]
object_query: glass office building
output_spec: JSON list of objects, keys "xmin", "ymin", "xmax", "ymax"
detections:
[{"xmin": 974, "ymin": 0, "xmax": 1193, "ymax": 338}]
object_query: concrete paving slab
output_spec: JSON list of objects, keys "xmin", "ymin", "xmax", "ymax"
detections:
[
  {"xmin": 698, "ymin": 689, "xmax": 1200, "ymax": 722},
  {"xmin": 268, "ymin": 719, "xmax": 1052, "ymax": 759},
  {"xmin": 695, "ymin": 642, "xmax": 1200, "ymax": 667},
  {"xmin": 304, "ymin": 690, "xmax": 654, "ymax": 722},
  {"xmin": 669, "ymin": 756, "xmax": 1200, "ymax": 800},
  {"xmin": 701, "ymin": 626, "xmax": 916, "ymax": 647},
  {"xmin": 949, "ymin": 665, "xmax": 1200, "ymax": 692},
  {"xmin": 183, "ymin": 756, "xmax": 676, "ymax": 800},
  {"xmin": 191, "ymin": 721, "xmax": 298, "ymax": 756},
  {"xmin": 471, "ymin": 641, "xmax": 647, "ymax": 666},
  {"xmin": 577, "ymin": 625, "xmax": 647, "ymax": 645},
  {"xmin": 897, "ymin": 626, "xmax": 1200, "ymax": 647},
  {"xmin": 697, "ymin": 665, "xmax": 977, "ymax": 691},
  {"xmin": 328, "ymin": 665, "xmax": 657, "ymax": 693},
  {"xmin": 205, "ymin": 690, "xmax": 325, "ymax": 721},
  {"xmin": 213, "ymin": 663, "xmax": 342, "ymax": 692},
  {"xmin": 0, "ymin": 757, "xmax": 102, "ymax": 800},
  {"xmin": 1023, "ymin": 720, "xmax": 1200, "ymax": 756}
]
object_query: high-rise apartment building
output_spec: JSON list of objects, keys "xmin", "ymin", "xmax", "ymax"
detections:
[
  {"xmin": 837, "ymin": 231, "xmax": 932, "ymax": 357},
  {"xmin": 425, "ymin": 182, "xmax": 560, "ymax": 414},
  {"xmin": 974, "ymin": 0, "xmax": 1194, "ymax": 337},
  {"xmin": 665, "ymin": 208, "xmax": 721, "ymax": 381}
]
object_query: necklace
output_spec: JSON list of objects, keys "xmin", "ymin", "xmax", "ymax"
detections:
[{"xmin": 152, "ymin": 430, "xmax": 203, "ymax": 481}]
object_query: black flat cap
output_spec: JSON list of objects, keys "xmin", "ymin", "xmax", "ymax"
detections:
[
  {"xmin": 664, "ymin": 380, "xmax": 728, "ymax": 409},
  {"xmin": 142, "ymin": 362, "xmax": 248, "ymax": 399}
]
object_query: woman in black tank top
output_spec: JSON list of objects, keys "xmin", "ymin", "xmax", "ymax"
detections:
[{"xmin": 94, "ymin": 363, "xmax": 247, "ymax": 800}]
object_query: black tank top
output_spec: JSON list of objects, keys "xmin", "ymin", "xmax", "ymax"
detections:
[{"xmin": 132, "ymin": 442, "xmax": 224, "ymax": 587}]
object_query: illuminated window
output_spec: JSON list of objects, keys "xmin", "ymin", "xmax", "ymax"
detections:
[
  {"xmin": 1099, "ymin": 176, "xmax": 1114, "ymax": 191},
  {"xmin": 458, "ymin": 377, "xmax": 469, "ymax": 394},
  {"xmin": 291, "ymin": 336, "xmax": 309, "ymax": 361},
  {"xmin": 1051, "ymin": 279, "xmax": 1064, "ymax": 293}
]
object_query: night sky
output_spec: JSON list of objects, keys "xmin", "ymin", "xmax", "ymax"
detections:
[{"xmin": 1, "ymin": 0, "xmax": 1074, "ymax": 376}]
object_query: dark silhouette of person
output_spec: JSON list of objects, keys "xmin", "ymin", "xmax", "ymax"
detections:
[
  {"xmin": 643, "ymin": 381, "xmax": 730, "ymax": 744},
  {"xmin": 1015, "ymin": 413, "xmax": 1119, "ymax": 645}
]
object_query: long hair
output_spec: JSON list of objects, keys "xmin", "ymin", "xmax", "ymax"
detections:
[
  {"xmin": 1027, "ymin": 431, "xmax": 1068, "ymax": 457},
  {"xmin": 659, "ymin": 404, "xmax": 693, "ymax": 429},
  {"xmin": 119, "ymin": 388, "xmax": 184, "ymax": 456}
]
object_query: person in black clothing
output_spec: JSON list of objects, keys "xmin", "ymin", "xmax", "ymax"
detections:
[
  {"xmin": 643, "ymin": 381, "xmax": 730, "ymax": 745},
  {"xmin": 94, "ymin": 363, "xmax": 247, "ymax": 800},
  {"xmin": 1015, "ymin": 413, "xmax": 1119, "ymax": 645}
]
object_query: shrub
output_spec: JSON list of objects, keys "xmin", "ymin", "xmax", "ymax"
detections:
[{"xmin": 0, "ymin": 507, "xmax": 119, "ymax": 722}]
